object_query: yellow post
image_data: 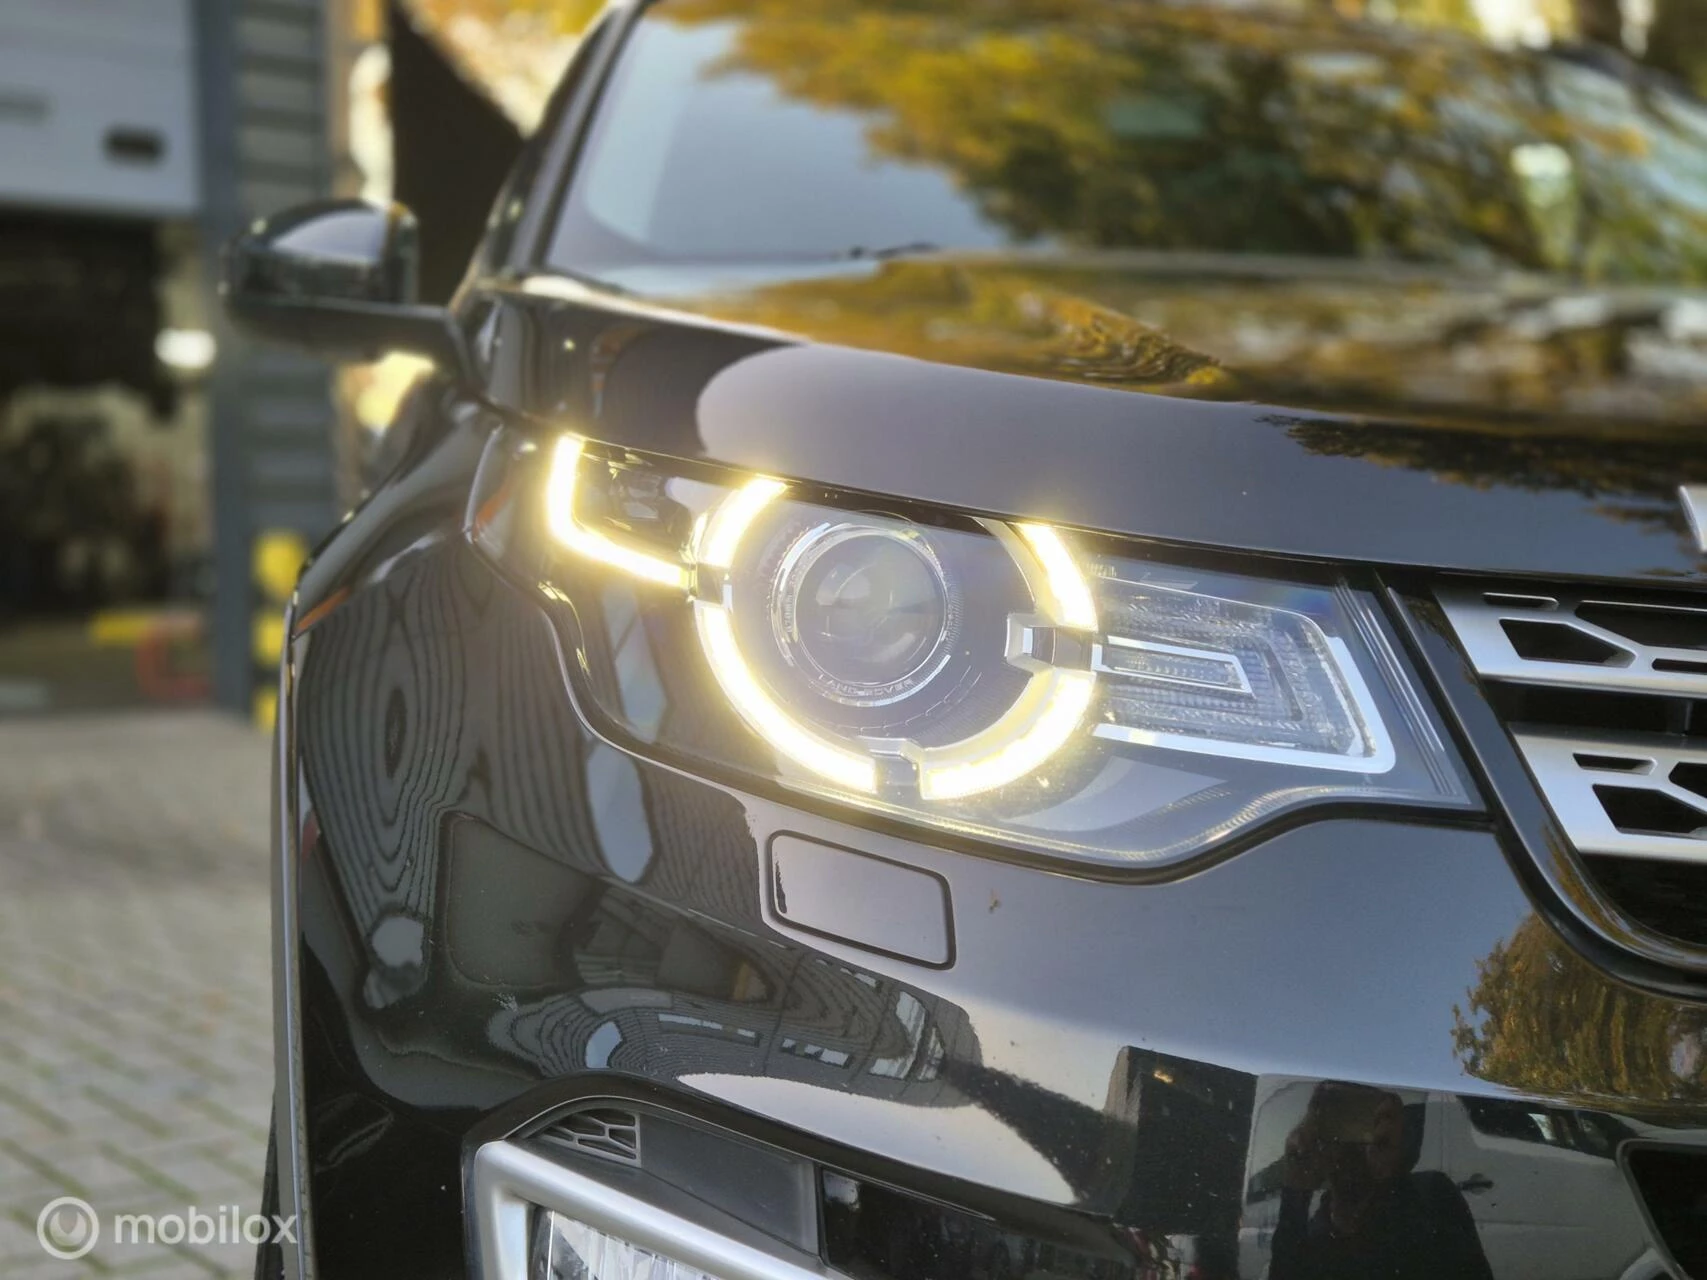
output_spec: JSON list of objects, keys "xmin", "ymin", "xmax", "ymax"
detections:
[{"xmin": 251, "ymin": 530, "xmax": 309, "ymax": 729}]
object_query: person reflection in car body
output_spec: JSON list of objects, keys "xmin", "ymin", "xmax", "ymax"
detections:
[{"xmin": 1271, "ymin": 1082, "xmax": 1494, "ymax": 1280}]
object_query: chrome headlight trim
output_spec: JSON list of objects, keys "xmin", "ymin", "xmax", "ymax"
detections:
[{"xmin": 468, "ymin": 428, "xmax": 1474, "ymax": 870}]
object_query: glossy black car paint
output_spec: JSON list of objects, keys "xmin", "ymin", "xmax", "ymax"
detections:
[
  {"xmin": 273, "ymin": 369, "xmax": 1707, "ymax": 1277},
  {"xmin": 279, "ymin": 401, "xmax": 1707, "ymax": 1274},
  {"xmin": 468, "ymin": 281, "xmax": 1707, "ymax": 587},
  {"xmin": 261, "ymin": 6, "xmax": 1707, "ymax": 1279}
]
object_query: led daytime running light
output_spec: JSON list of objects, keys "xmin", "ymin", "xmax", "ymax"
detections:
[
  {"xmin": 546, "ymin": 436, "xmax": 691, "ymax": 589},
  {"xmin": 547, "ymin": 434, "xmax": 1096, "ymax": 802},
  {"xmin": 917, "ymin": 668, "xmax": 1097, "ymax": 800},
  {"xmin": 695, "ymin": 601, "xmax": 879, "ymax": 793},
  {"xmin": 691, "ymin": 481, "xmax": 1093, "ymax": 800},
  {"xmin": 699, "ymin": 476, "xmax": 788, "ymax": 570},
  {"xmin": 692, "ymin": 477, "xmax": 880, "ymax": 793},
  {"xmin": 1018, "ymin": 523, "xmax": 1099, "ymax": 631}
]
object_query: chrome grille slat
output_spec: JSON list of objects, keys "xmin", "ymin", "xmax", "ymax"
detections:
[
  {"xmin": 1441, "ymin": 585, "xmax": 1707, "ymax": 871},
  {"xmin": 1512, "ymin": 730, "xmax": 1707, "ymax": 862},
  {"xmin": 1437, "ymin": 586, "xmax": 1707, "ymax": 697}
]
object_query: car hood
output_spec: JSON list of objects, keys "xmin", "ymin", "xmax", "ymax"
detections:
[{"xmin": 475, "ymin": 258, "xmax": 1707, "ymax": 585}]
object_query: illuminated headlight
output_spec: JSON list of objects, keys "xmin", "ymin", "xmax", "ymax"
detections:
[{"xmin": 470, "ymin": 432, "xmax": 1471, "ymax": 869}]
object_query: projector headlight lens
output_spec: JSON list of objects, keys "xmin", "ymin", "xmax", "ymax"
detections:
[
  {"xmin": 686, "ymin": 474, "xmax": 1088, "ymax": 798},
  {"xmin": 470, "ymin": 431, "xmax": 1473, "ymax": 869},
  {"xmin": 775, "ymin": 523, "xmax": 953, "ymax": 708}
]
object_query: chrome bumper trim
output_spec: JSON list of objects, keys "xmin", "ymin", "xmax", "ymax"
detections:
[{"xmin": 470, "ymin": 1140, "xmax": 838, "ymax": 1280}]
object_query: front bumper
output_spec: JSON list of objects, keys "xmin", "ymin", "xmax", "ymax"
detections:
[{"xmin": 273, "ymin": 536, "xmax": 1707, "ymax": 1280}]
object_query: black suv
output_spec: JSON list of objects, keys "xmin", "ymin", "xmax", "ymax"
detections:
[{"xmin": 231, "ymin": 1, "xmax": 1707, "ymax": 1276}]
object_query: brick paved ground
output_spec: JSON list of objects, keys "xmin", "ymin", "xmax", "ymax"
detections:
[{"xmin": 0, "ymin": 711, "xmax": 274, "ymax": 1277}]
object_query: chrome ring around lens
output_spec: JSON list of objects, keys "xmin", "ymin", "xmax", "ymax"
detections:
[{"xmin": 771, "ymin": 522, "xmax": 958, "ymax": 708}]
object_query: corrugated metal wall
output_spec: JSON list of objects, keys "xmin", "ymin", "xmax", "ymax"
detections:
[{"xmin": 195, "ymin": 0, "xmax": 338, "ymax": 715}]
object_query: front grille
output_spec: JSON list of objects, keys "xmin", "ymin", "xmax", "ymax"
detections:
[
  {"xmin": 535, "ymin": 1106, "xmax": 641, "ymax": 1166},
  {"xmin": 1439, "ymin": 585, "xmax": 1707, "ymax": 948},
  {"xmin": 1440, "ymin": 586, "xmax": 1707, "ymax": 694}
]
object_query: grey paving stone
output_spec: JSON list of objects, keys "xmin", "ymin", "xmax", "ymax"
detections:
[
  {"xmin": 0, "ymin": 711, "xmax": 272, "ymax": 1276},
  {"xmin": 0, "ymin": 1205, "xmax": 48, "ymax": 1256}
]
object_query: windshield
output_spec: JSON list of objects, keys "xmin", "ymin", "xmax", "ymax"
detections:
[{"xmin": 547, "ymin": 0, "xmax": 1707, "ymax": 289}]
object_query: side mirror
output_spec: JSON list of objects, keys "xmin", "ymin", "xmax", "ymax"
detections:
[{"xmin": 222, "ymin": 199, "xmax": 469, "ymax": 375}]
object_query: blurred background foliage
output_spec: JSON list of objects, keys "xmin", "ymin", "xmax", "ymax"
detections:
[{"xmin": 405, "ymin": 0, "xmax": 603, "ymax": 128}]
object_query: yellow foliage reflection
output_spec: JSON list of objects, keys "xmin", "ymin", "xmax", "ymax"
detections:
[
  {"xmin": 648, "ymin": 0, "xmax": 1707, "ymax": 283},
  {"xmin": 1454, "ymin": 915, "xmax": 1707, "ymax": 1104}
]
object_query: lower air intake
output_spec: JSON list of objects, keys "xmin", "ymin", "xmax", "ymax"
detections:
[{"xmin": 1626, "ymin": 1146, "xmax": 1707, "ymax": 1279}]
